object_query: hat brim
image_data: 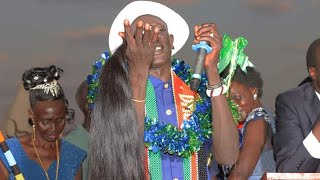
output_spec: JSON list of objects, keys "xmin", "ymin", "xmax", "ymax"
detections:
[{"xmin": 108, "ymin": 1, "xmax": 189, "ymax": 56}]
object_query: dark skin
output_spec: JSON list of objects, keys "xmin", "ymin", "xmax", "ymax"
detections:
[
  {"xmin": 0, "ymin": 100, "xmax": 82, "ymax": 180},
  {"xmin": 81, "ymin": 104, "xmax": 91, "ymax": 132},
  {"xmin": 119, "ymin": 15, "xmax": 239, "ymax": 166},
  {"xmin": 227, "ymin": 82, "xmax": 269, "ymax": 180},
  {"xmin": 309, "ymin": 47, "xmax": 320, "ymax": 141},
  {"xmin": 76, "ymin": 82, "xmax": 91, "ymax": 131},
  {"xmin": 0, "ymin": 161, "xmax": 7, "ymax": 180}
]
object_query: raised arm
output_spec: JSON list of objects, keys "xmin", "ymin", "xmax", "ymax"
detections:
[
  {"xmin": 120, "ymin": 19, "xmax": 159, "ymax": 132},
  {"xmin": 208, "ymin": 69, "xmax": 239, "ymax": 166},
  {"xmin": 194, "ymin": 23, "xmax": 239, "ymax": 166}
]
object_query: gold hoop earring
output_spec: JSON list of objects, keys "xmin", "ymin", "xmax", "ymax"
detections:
[{"xmin": 253, "ymin": 94, "xmax": 257, "ymax": 100}]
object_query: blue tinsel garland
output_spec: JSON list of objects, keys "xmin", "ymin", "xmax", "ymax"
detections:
[{"xmin": 144, "ymin": 58, "xmax": 212, "ymax": 157}]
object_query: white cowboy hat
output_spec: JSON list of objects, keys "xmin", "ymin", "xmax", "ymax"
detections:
[{"xmin": 108, "ymin": 0, "xmax": 189, "ymax": 56}]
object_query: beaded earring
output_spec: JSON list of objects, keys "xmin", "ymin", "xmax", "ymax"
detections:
[{"xmin": 32, "ymin": 124, "xmax": 36, "ymax": 141}]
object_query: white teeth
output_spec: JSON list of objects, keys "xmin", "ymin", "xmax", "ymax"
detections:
[{"xmin": 155, "ymin": 47, "xmax": 162, "ymax": 50}]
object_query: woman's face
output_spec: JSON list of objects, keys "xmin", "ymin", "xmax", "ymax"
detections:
[
  {"xmin": 229, "ymin": 81, "xmax": 258, "ymax": 122},
  {"xmin": 29, "ymin": 99, "xmax": 67, "ymax": 142}
]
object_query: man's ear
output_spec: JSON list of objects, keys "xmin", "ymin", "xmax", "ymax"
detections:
[
  {"xmin": 309, "ymin": 67, "xmax": 316, "ymax": 81},
  {"xmin": 170, "ymin": 34, "xmax": 174, "ymax": 50}
]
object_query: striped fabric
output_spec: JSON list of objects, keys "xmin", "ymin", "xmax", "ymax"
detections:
[{"xmin": 0, "ymin": 131, "xmax": 25, "ymax": 180}]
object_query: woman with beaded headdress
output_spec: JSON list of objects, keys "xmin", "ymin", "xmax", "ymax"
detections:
[
  {"xmin": 0, "ymin": 65, "xmax": 86, "ymax": 180},
  {"xmin": 87, "ymin": 1, "xmax": 240, "ymax": 180}
]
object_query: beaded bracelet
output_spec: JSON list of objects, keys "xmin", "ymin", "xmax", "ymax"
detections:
[{"xmin": 207, "ymin": 81, "xmax": 223, "ymax": 90}]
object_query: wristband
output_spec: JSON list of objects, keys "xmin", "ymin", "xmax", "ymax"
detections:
[{"xmin": 206, "ymin": 84, "xmax": 228, "ymax": 97}]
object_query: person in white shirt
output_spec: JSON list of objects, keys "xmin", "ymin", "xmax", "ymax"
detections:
[{"xmin": 273, "ymin": 38, "xmax": 320, "ymax": 172}]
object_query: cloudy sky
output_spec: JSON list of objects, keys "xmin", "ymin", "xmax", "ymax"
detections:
[{"xmin": 0, "ymin": 0, "xmax": 319, "ymax": 126}]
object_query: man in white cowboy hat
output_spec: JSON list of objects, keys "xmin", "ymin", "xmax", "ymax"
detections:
[{"xmin": 90, "ymin": 1, "xmax": 240, "ymax": 179}]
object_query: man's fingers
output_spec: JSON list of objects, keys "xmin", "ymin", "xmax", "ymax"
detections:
[
  {"xmin": 150, "ymin": 28, "xmax": 159, "ymax": 47},
  {"xmin": 118, "ymin": 32, "xmax": 125, "ymax": 39},
  {"xmin": 143, "ymin": 23, "xmax": 151, "ymax": 47},
  {"xmin": 196, "ymin": 23, "xmax": 222, "ymax": 40},
  {"xmin": 195, "ymin": 36, "xmax": 220, "ymax": 50},
  {"xmin": 124, "ymin": 19, "xmax": 135, "ymax": 45},
  {"xmin": 135, "ymin": 21, "xmax": 144, "ymax": 46},
  {"xmin": 194, "ymin": 25, "xmax": 199, "ymax": 37}
]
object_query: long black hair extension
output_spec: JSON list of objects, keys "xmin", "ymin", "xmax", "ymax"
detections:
[{"xmin": 88, "ymin": 43, "xmax": 145, "ymax": 180}]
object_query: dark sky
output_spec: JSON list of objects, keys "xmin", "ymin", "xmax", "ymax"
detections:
[{"xmin": 1, "ymin": 0, "xmax": 319, "ymax": 126}]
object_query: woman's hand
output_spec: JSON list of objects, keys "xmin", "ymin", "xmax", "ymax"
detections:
[
  {"xmin": 193, "ymin": 23, "xmax": 222, "ymax": 71},
  {"xmin": 119, "ymin": 19, "xmax": 159, "ymax": 72}
]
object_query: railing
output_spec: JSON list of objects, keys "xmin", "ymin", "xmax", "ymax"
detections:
[{"xmin": 261, "ymin": 173, "xmax": 320, "ymax": 180}]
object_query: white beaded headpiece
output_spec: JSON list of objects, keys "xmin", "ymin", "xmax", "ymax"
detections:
[{"xmin": 30, "ymin": 79, "xmax": 60, "ymax": 97}]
